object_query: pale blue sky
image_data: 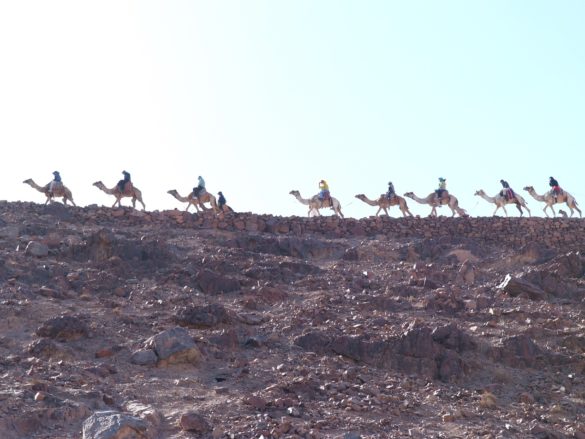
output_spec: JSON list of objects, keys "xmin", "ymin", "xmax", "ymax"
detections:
[{"xmin": 1, "ymin": 1, "xmax": 584, "ymax": 218}]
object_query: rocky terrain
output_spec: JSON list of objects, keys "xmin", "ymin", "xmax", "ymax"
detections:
[{"xmin": 0, "ymin": 201, "xmax": 584, "ymax": 438}]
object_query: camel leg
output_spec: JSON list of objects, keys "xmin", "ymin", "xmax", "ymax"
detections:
[
  {"xmin": 137, "ymin": 197, "xmax": 145, "ymax": 210},
  {"xmin": 568, "ymin": 201, "xmax": 581, "ymax": 218},
  {"xmin": 493, "ymin": 206, "xmax": 500, "ymax": 216},
  {"xmin": 513, "ymin": 203, "xmax": 522, "ymax": 216},
  {"xmin": 375, "ymin": 207, "xmax": 382, "ymax": 216},
  {"xmin": 402, "ymin": 204, "xmax": 413, "ymax": 217}
]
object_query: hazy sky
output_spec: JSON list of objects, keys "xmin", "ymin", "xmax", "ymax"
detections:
[{"xmin": 1, "ymin": 1, "xmax": 584, "ymax": 218}]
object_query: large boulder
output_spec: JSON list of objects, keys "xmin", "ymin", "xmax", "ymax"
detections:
[
  {"xmin": 179, "ymin": 412, "xmax": 212, "ymax": 433},
  {"xmin": 82, "ymin": 411, "xmax": 148, "ymax": 439},
  {"xmin": 145, "ymin": 327, "xmax": 202, "ymax": 365},
  {"xmin": 25, "ymin": 241, "xmax": 49, "ymax": 257},
  {"xmin": 294, "ymin": 331, "xmax": 332, "ymax": 355},
  {"xmin": 36, "ymin": 315, "xmax": 89, "ymax": 341},
  {"xmin": 175, "ymin": 304, "xmax": 231, "ymax": 328},
  {"xmin": 498, "ymin": 274, "xmax": 547, "ymax": 301},
  {"xmin": 195, "ymin": 269, "xmax": 240, "ymax": 294}
]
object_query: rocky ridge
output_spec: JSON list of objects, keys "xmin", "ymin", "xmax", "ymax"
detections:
[{"xmin": 0, "ymin": 201, "xmax": 584, "ymax": 438}]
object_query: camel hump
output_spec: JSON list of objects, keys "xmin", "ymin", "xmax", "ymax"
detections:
[{"xmin": 122, "ymin": 182, "xmax": 134, "ymax": 193}]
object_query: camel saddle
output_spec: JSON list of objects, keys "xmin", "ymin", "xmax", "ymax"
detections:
[
  {"xmin": 501, "ymin": 188, "xmax": 515, "ymax": 201},
  {"xmin": 320, "ymin": 192, "xmax": 332, "ymax": 207}
]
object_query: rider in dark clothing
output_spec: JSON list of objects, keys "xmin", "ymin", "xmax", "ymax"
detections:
[
  {"xmin": 500, "ymin": 179, "xmax": 513, "ymax": 200},
  {"xmin": 386, "ymin": 182, "xmax": 395, "ymax": 199},
  {"xmin": 549, "ymin": 177, "xmax": 559, "ymax": 189},
  {"xmin": 549, "ymin": 176, "xmax": 561, "ymax": 199},
  {"xmin": 117, "ymin": 171, "xmax": 131, "ymax": 192},
  {"xmin": 48, "ymin": 171, "xmax": 62, "ymax": 195},
  {"xmin": 435, "ymin": 177, "xmax": 447, "ymax": 200}
]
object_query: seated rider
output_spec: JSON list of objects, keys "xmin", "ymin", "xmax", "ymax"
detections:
[
  {"xmin": 218, "ymin": 191, "xmax": 226, "ymax": 211},
  {"xmin": 499, "ymin": 179, "xmax": 514, "ymax": 201},
  {"xmin": 318, "ymin": 180, "xmax": 330, "ymax": 201},
  {"xmin": 117, "ymin": 170, "xmax": 131, "ymax": 193},
  {"xmin": 48, "ymin": 171, "xmax": 62, "ymax": 195},
  {"xmin": 386, "ymin": 182, "xmax": 395, "ymax": 199},
  {"xmin": 549, "ymin": 176, "xmax": 561, "ymax": 199},
  {"xmin": 435, "ymin": 177, "xmax": 447, "ymax": 201},
  {"xmin": 193, "ymin": 176, "xmax": 206, "ymax": 197}
]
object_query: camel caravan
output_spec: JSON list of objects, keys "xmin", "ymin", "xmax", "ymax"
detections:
[{"xmin": 23, "ymin": 172, "xmax": 582, "ymax": 218}]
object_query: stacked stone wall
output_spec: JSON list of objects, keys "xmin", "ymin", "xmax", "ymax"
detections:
[
  {"xmin": 163, "ymin": 210, "xmax": 585, "ymax": 251},
  {"xmin": 2, "ymin": 201, "xmax": 583, "ymax": 251}
]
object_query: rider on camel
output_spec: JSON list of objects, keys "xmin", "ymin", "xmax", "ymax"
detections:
[
  {"xmin": 48, "ymin": 171, "xmax": 63, "ymax": 196},
  {"xmin": 318, "ymin": 180, "xmax": 330, "ymax": 201},
  {"xmin": 500, "ymin": 179, "xmax": 515, "ymax": 201},
  {"xmin": 435, "ymin": 177, "xmax": 447, "ymax": 201},
  {"xmin": 386, "ymin": 182, "xmax": 395, "ymax": 200},
  {"xmin": 117, "ymin": 171, "xmax": 131, "ymax": 193},
  {"xmin": 549, "ymin": 177, "xmax": 561, "ymax": 202},
  {"xmin": 193, "ymin": 176, "xmax": 206, "ymax": 198}
]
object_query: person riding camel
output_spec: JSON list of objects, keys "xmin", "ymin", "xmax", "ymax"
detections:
[
  {"xmin": 549, "ymin": 176, "xmax": 561, "ymax": 201},
  {"xmin": 117, "ymin": 171, "xmax": 131, "ymax": 193},
  {"xmin": 193, "ymin": 176, "xmax": 206, "ymax": 198},
  {"xmin": 386, "ymin": 182, "xmax": 395, "ymax": 200},
  {"xmin": 500, "ymin": 179, "xmax": 515, "ymax": 201},
  {"xmin": 318, "ymin": 180, "xmax": 330, "ymax": 202},
  {"xmin": 48, "ymin": 171, "xmax": 63, "ymax": 195},
  {"xmin": 435, "ymin": 177, "xmax": 447, "ymax": 201}
]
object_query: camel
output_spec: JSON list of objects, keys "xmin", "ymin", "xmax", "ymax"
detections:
[
  {"xmin": 93, "ymin": 181, "xmax": 145, "ymax": 210},
  {"xmin": 474, "ymin": 189, "xmax": 531, "ymax": 217},
  {"xmin": 23, "ymin": 179, "xmax": 76, "ymax": 206},
  {"xmin": 355, "ymin": 194, "xmax": 413, "ymax": 217},
  {"xmin": 403, "ymin": 191, "xmax": 468, "ymax": 217},
  {"xmin": 523, "ymin": 186, "xmax": 581, "ymax": 218},
  {"xmin": 167, "ymin": 189, "xmax": 218, "ymax": 213},
  {"xmin": 289, "ymin": 190, "xmax": 344, "ymax": 218}
]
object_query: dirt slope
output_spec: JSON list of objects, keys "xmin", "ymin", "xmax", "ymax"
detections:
[{"xmin": 0, "ymin": 202, "xmax": 584, "ymax": 438}]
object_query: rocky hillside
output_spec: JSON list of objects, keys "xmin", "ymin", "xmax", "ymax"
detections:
[{"xmin": 0, "ymin": 201, "xmax": 584, "ymax": 438}]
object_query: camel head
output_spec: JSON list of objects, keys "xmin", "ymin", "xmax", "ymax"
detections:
[
  {"xmin": 403, "ymin": 192, "xmax": 414, "ymax": 199},
  {"xmin": 474, "ymin": 190, "xmax": 485, "ymax": 196},
  {"xmin": 92, "ymin": 181, "xmax": 105, "ymax": 189},
  {"xmin": 289, "ymin": 190, "xmax": 300, "ymax": 196},
  {"xmin": 23, "ymin": 178, "xmax": 33, "ymax": 185},
  {"xmin": 523, "ymin": 186, "xmax": 534, "ymax": 192},
  {"xmin": 167, "ymin": 189, "xmax": 178, "ymax": 196},
  {"xmin": 355, "ymin": 194, "xmax": 365, "ymax": 200}
]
